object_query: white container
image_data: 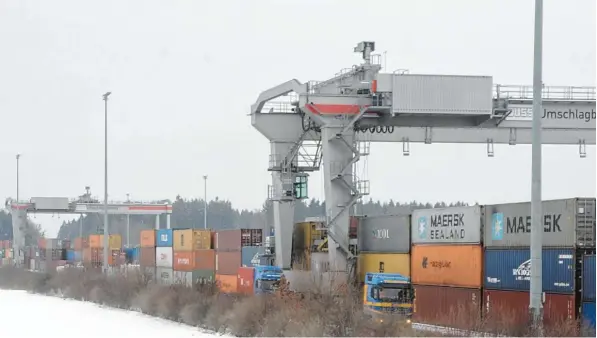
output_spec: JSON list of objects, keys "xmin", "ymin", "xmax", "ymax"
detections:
[
  {"xmin": 156, "ymin": 267, "xmax": 173, "ymax": 285},
  {"xmin": 155, "ymin": 247, "xmax": 173, "ymax": 268}
]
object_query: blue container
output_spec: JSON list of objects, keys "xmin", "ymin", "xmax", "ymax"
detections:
[
  {"xmin": 583, "ymin": 255, "xmax": 596, "ymax": 301},
  {"xmin": 65, "ymin": 250, "xmax": 75, "ymax": 262},
  {"xmin": 582, "ymin": 302, "xmax": 596, "ymax": 329},
  {"xmin": 484, "ymin": 248, "xmax": 574, "ymax": 294},
  {"xmin": 156, "ymin": 229, "xmax": 173, "ymax": 247},
  {"xmin": 241, "ymin": 246, "xmax": 264, "ymax": 268},
  {"xmin": 131, "ymin": 247, "xmax": 140, "ymax": 262},
  {"xmin": 74, "ymin": 251, "xmax": 82, "ymax": 262}
]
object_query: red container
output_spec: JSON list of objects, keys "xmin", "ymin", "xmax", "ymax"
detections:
[
  {"xmin": 2, "ymin": 240, "xmax": 11, "ymax": 249},
  {"xmin": 237, "ymin": 267, "xmax": 255, "ymax": 295},
  {"xmin": 216, "ymin": 229, "xmax": 263, "ymax": 251},
  {"xmin": 349, "ymin": 216, "xmax": 358, "ymax": 239},
  {"xmin": 216, "ymin": 251, "xmax": 241, "ymax": 275},
  {"xmin": 73, "ymin": 238, "xmax": 85, "ymax": 251},
  {"xmin": 483, "ymin": 289, "xmax": 576, "ymax": 328},
  {"xmin": 139, "ymin": 247, "xmax": 156, "ymax": 267},
  {"xmin": 38, "ymin": 238, "xmax": 46, "ymax": 250},
  {"xmin": 413, "ymin": 285, "xmax": 482, "ymax": 329}
]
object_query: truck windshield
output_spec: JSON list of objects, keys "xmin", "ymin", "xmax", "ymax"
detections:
[
  {"xmin": 256, "ymin": 279, "xmax": 279, "ymax": 291},
  {"xmin": 371, "ymin": 286, "xmax": 412, "ymax": 303}
]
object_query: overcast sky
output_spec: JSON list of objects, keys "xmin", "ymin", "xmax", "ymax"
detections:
[{"xmin": 1, "ymin": 0, "xmax": 595, "ymax": 237}]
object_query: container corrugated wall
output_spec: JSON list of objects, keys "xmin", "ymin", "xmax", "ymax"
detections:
[
  {"xmin": 156, "ymin": 267, "xmax": 173, "ymax": 285},
  {"xmin": 216, "ymin": 274, "xmax": 238, "ymax": 293},
  {"xmin": 241, "ymin": 246, "xmax": 263, "ymax": 268},
  {"xmin": 582, "ymin": 302, "xmax": 596, "ymax": 329},
  {"xmin": 413, "ymin": 285, "xmax": 482, "ymax": 329},
  {"xmin": 411, "ymin": 205, "xmax": 482, "ymax": 244},
  {"xmin": 391, "ymin": 74, "xmax": 493, "ymax": 115},
  {"xmin": 411, "ymin": 244, "xmax": 482, "ymax": 288},
  {"xmin": 216, "ymin": 251, "xmax": 241, "ymax": 275},
  {"xmin": 156, "ymin": 247, "xmax": 173, "ymax": 268},
  {"xmin": 156, "ymin": 229, "xmax": 173, "ymax": 247},
  {"xmin": 484, "ymin": 248, "xmax": 575, "ymax": 293},
  {"xmin": 357, "ymin": 215, "xmax": 410, "ymax": 253},
  {"xmin": 357, "ymin": 253, "xmax": 410, "ymax": 283},
  {"xmin": 484, "ymin": 198, "xmax": 596, "ymax": 248},
  {"xmin": 583, "ymin": 255, "xmax": 596, "ymax": 301},
  {"xmin": 140, "ymin": 230, "xmax": 156, "ymax": 247}
]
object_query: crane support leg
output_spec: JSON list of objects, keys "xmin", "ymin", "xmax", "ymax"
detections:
[
  {"xmin": 11, "ymin": 209, "xmax": 26, "ymax": 267},
  {"xmin": 270, "ymin": 142, "xmax": 296, "ymax": 270},
  {"xmin": 321, "ymin": 126, "xmax": 357, "ymax": 272}
]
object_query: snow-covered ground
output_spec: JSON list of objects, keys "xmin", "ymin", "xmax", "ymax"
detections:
[{"xmin": 0, "ymin": 290, "xmax": 221, "ymax": 337}]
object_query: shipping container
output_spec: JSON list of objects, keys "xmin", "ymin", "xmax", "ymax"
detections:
[
  {"xmin": 173, "ymin": 249, "xmax": 215, "ymax": 271},
  {"xmin": 45, "ymin": 239, "xmax": 62, "ymax": 250},
  {"xmin": 61, "ymin": 240, "xmax": 71, "ymax": 250},
  {"xmin": 156, "ymin": 247, "xmax": 173, "ymax": 268},
  {"xmin": 583, "ymin": 255, "xmax": 596, "ymax": 301},
  {"xmin": 38, "ymin": 238, "xmax": 46, "ymax": 249},
  {"xmin": 216, "ymin": 251, "xmax": 242, "ymax": 275},
  {"xmin": 83, "ymin": 248, "xmax": 91, "ymax": 263},
  {"xmin": 412, "ymin": 205, "xmax": 482, "ymax": 244},
  {"xmin": 140, "ymin": 230, "xmax": 156, "ymax": 247},
  {"xmin": 411, "ymin": 244, "xmax": 482, "ymax": 288},
  {"xmin": 237, "ymin": 267, "xmax": 255, "ymax": 295},
  {"xmin": 357, "ymin": 214, "xmax": 410, "ymax": 253},
  {"xmin": 241, "ymin": 246, "xmax": 264, "ymax": 268},
  {"xmin": 387, "ymin": 74, "xmax": 493, "ymax": 116},
  {"xmin": 483, "ymin": 289, "xmax": 576, "ymax": 327},
  {"xmin": 139, "ymin": 247, "xmax": 156, "ymax": 267},
  {"xmin": 74, "ymin": 251, "xmax": 82, "ymax": 262},
  {"xmin": 484, "ymin": 248, "xmax": 574, "ymax": 294},
  {"xmin": 108, "ymin": 235, "xmax": 122, "ymax": 250},
  {"xmin": 413, "ymin": 285, "xmax": 481, "ymax": 328},
  {"xmin": 89, "ymin": 235, "xmax": 103, "ymax": 248},
  {"xmin": 31, "ymin": 197, "xmax": 70, "ymax": 210},
  {"xmin": 173, "ymin": 269, "xmax": 215, "ymax": 287},
  {"xmin": 156, "ymin": 267, "xmax": 173, "ymax": 285},
  {"xmin": 215, "ymin": 229, "xmax": 262, "ymax": 251},
  {"xmin": 156, "ymin": 229, "xmax": 173, "ymax": 247},
  {"xmin": 358, "ymin": 253, "xmax": 410, "ymax": 283},
  {"xmin": 73, "ymin": 237, "xmax": 86, "ymax": 251},
  {"xmin": 173, "ymin": 229, "xmax": 212, "ymax": 251},
  {"xmin": 484, "ymin": 198, "xmax": 596, "ymax": 248},
  {"xmin": 66, "ymin": 250, "xmax": 75, "ymax": 262},
  {"xmin": 582, "ymin": 302, "xmax": 596, "ymax": 329},
  {"xmin": 216, "ymin": 274, "xmax": 238, "ymax": 293}
]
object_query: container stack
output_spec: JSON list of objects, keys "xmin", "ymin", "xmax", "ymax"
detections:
[
  {"xmin": 483, "ymin": 198, "xmax": 596, "ymax": 326},
  {"xmin": 40, "ymin": 238, "xmax": 68, "ymax": 272},
  {"xmin": 582, "ymin": 254, "xmax": 596, "ymax": 330},
  {"xmin": 172, "ymin": 229, "xmax": 215, "ymax": 287},
  {"xmin": 139, "ymin": 230, "xmax": 157, "ymax": 278},
  {"xmin": 214, "ymin": 229, "xmax": 263, "ymax": 293},
  {"xmin": 155, "ymin": 229, "xmax": 174, "ymax": 285},
  {"xmin": 85, "ymin": 234, "xmax": 123, "ymax": 268},
  {"xmin": 357, "ymin": 215, "xmax": 411, "ymax": 283},
  {"xmin": 410, "ymin": 205, "xmax": 483, "ymax": 327}
]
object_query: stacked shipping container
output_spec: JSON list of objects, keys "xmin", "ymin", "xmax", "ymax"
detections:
[
  {"xmin": 215, "ymin": 229, "xmax": 262, "ymax": 293},
  {"xmin": 582, "ymin": 255, "xmax": 596, "ymax": 329},
  {"xmin": 357, "ymin": 215, "xmax": 410, "ymax": 283},
  {"xmin": 483, "ymin": 198, "xmax": 596, "ymax": 326},
  {"xmin": 172, "ymin": 229, "xmax": 215, "ymax": 287},
  {"xmin": 140, "ymin": 230, "xmax": 157, "ymax": 279},
  {"xmin": 156, "ymin": 229, "xmax": 174, "ymax": 285},
  {"xmin": 84, "ymin": 234, "xmax": 123, "ymax": 268},
  {"xmin": 410, "ymin": 206, "xmax": 483, "ymax": 327}
]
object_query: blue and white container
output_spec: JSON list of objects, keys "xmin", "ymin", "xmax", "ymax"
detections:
[{"xmin": 156, "ymin": 229, "xmax": 173, "ymax": 247}]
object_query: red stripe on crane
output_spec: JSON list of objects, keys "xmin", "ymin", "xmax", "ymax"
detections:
[
  {"xmin": 128, "ymin": 205, "xmax": 172, "ymax": 211},
  {"xmin": 305, "ymin": 103, "xmax": 368, "ymax": 115}
]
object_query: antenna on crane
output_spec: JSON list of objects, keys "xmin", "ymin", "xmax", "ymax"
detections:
[{"xmin": 354, "ymin": 41, "xmax": 375, "ymax": 64}]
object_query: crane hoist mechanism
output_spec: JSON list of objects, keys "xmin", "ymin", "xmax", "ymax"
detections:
[{"xmin": 252, "ymin": 40, "xmax": 595, "ymax": 293}]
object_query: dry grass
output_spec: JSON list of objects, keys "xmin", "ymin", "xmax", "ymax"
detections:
[{"xmin": 0, "ymin": 265, "xmax": 594, "ymax": 337}]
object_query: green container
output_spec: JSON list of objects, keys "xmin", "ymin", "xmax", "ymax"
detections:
[{"xmin": 193, "ymin": 269, "xmax": 215, "ymax": 284}]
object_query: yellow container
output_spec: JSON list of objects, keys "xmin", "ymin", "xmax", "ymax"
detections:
[
  {"xmin": 173, "ymin": 229, "xmax": 212, "ymax": 251},
  {"xmin": 358, "ymin": 253, "xmax": 410, "ymax": 283},
  {"xmin": 109, "ymin": 235, "xmax": 122, "ymax": 250}
]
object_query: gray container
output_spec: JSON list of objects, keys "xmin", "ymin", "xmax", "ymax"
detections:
[
  {"xmin": 358, "ymin": 214, "xmax": 410, "ymax": 253},
  {"xmin": 45, "ymin": 239, "xmax": 62, "ymax": 250},
  {"xmin": 412, "ymin": 205, "xmax": 483, "ymax": 244},
  {"xmin": 156, "ymin": 267, "xmax": 173, "ymax": 285},
  {"xmin": 484, "ymin": 198, "xmax": 596, "ymax": 248}
]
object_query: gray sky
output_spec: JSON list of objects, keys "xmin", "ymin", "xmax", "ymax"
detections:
[{"xmin": 1, "ymin": 0, "xmax": 595, "ymax": 237}]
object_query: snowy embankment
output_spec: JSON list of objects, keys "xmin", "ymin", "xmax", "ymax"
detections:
[{"xmin": 0, "ymin": 290, "xmax": 225, "ymax": 338}]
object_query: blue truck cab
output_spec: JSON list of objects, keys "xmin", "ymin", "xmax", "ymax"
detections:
[
  {"xmin": 254, "ymin": 265, "xmax": 283, "ymax": 294},
  {"xmin": 363, "ymin": 272, "xmax": 413, "ymax": 323}
]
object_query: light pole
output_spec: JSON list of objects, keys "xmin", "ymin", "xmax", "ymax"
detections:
[
  {"xmin": 529, "ymin": 0, "xmax": 544, "ymax": 327},
  {"xmin": 102, "ymin": 91, "xmax": 111, "ymax": 272},
  {"xmin": 16, "ymin": 154, "xmax": 21, "ymax": 202},
  {"xmin": 203, "ymin": 175, "xmax": 208, "ymax": 229}
]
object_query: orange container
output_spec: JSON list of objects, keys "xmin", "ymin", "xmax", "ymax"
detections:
[
  {"xmin": 173, "ymin": 249, "xmax": 215, "ymax": 271},
  {"xmin": 411, "ymin": 244, "xmax": 482, "ymax": 288},
  {"xmin": 140, "ymin": 230, "xmax": 156, "ymax": 247},
  {"xmin": 74, "ymin": 238, "xmax": 84, "ymax": 251},
  {"xmin": 216, "ymin": 274, "xmax": 238, "ymax": 293},
  {"xmin": 89, "ymin": 235, "xmax": 104, "ymax": 249},
  {"xmin": 83, "ymin": 247, "xmax": 92, "ymax": 263},
  {"xmin": 237, "ymin": 267, "xmax": 255, "ymax": 295},
  {"xmin": 38, "ymin": 238, "xmax": 47, "ymax": 250}
]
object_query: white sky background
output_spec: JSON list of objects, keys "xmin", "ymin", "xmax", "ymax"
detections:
[{"xmin": 0, "ymin": 0, "xmax": 595, "ymax": 237}]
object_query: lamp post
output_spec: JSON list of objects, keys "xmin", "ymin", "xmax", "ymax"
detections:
[
  {"xmin": 203, "ymin": 175, "xmax": 208, "ymax": 229},
  {"xmin": 126, "ymin": 193, "xmax": 130, "ymax": 248},
  {"xmin": 16, "ymin": 154, "xmax": 21, "ymax": 202},
  {"xmin": 529, "ymin": 0, "xmax": 544, "ymax": 327},
  {"xmin": 102, "ymin": 91, "xmax": 111, "ymax": 272}
]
